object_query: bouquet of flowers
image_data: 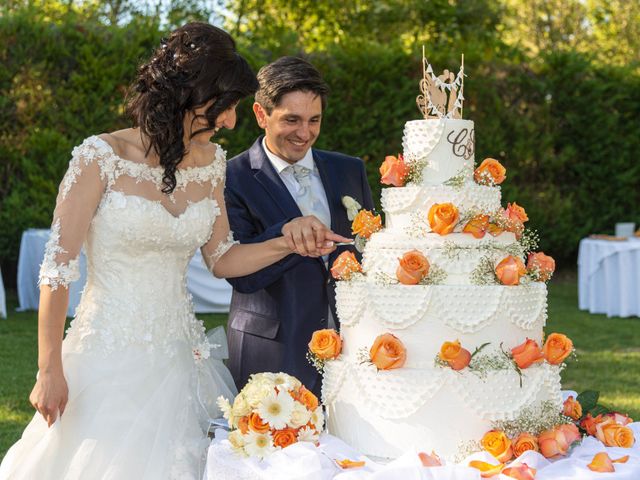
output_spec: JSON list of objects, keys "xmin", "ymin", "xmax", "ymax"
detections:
[{"xmin": 217, "ymin": 372, "xmax": 324, "ymax": 458}]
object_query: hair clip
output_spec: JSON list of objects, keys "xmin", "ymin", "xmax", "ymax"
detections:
[{"xmin": 189, "ymin": 42, "xmax": 196, "ymax": 49}]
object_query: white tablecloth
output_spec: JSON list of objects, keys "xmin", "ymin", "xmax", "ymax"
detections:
[
  {"xmin": 17, "ymin": 228, "xmax": 232, "ymax": 317},
  {"xmin": 0, "ymin": 267, "xmax": 6, "ymax": 319},
  {"xmin": 578, "ymin": 237, "xmax": 640, "ymax": 318}
]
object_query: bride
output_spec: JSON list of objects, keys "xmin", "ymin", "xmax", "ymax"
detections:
[{"xmin": 0, "ymin": 22, "xmax": 347, "ymax": 479}]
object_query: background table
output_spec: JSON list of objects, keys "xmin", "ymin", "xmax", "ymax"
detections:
[
  {"xmin": 578, "ymin": 237, "xmax": 640, "ymax": 318},
  {"xmin": 17, "ymin": 229, "xmax": 232, "ymax": 317},
  {"xmin": 0, "ymin": 267, "xmax": 6, "ymax": 319}
]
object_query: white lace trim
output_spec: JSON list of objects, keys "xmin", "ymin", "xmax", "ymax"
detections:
[
  {"xmin": 206, "ymin": 232, "xmax": 239, "ymax": 268},
  {"xmin": 38, "ymin": 218, "xmax": 81, "ymax": 290}
]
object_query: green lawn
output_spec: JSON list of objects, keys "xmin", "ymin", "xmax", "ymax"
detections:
[{"xmin": 1, "ymin": 277, "xmax": 639, "ymax": 459}]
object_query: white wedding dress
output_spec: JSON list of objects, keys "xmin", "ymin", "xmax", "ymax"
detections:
[{"xmin": 0, "ymin": 136, "xmax": 239, "ymax": 480}]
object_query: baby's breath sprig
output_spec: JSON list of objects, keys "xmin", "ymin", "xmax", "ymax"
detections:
[
  {"xmin": 356, "ymin": 347, "xmax": 371, "ymax": 365},
  {"xmin": 420, "ymin": 264, "xmax": 447, "ymax": 285},
  {"xmin": 405, "ymin": 158, "xmax": 429, "ymax": 185},
  {"xmin": 470, "ymin": 256, "xmax": 498, "ymax": 285},
  {"xmin": 443, "ymin": 168, "xmax": 467, "ymax": 189},
  {"xmin": 405, "ymin": 212, "xmax": 430, "ymax": 238},
  {"xmin": 306, "ymin": 351, "xmax": 326, "ymax": 373},
  {"xmin": 454, "ymin": 440, "xmax": 483, "ymax": 463},
  {"xmin": 434, "ymin": 356, "xmax": 449, "ymax": 368},
  {"xmin": 492, "ymin": 401, "xmax": 568, "ymax": 438},
  {"xmin": 374, "ymin": 271, "xmax": 399, "ymax": 285},
  {"xmin": 518, "ymin": 228, "xmax": 540, "ymax": 256}
]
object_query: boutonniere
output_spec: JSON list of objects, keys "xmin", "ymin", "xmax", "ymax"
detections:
[{"xmin": 341, "ymin": 196, "xmax": 382, "ymax": 252}]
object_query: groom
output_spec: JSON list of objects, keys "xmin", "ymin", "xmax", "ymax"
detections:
[{"xmin": 224, "ymin": 56, "xmax": 374, "ymax": 394}]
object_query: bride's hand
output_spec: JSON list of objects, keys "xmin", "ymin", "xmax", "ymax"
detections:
[{"xmin": 29, "ymin": 369, "xmax": 68, "ymax": 427}]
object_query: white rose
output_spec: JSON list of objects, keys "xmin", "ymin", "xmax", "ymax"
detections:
[{"xmin": 289, "ymin": 401, "xmax": 312, "ymax": 429}]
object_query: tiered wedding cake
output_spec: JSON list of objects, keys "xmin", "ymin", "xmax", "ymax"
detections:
[{"xmin": 319, "ymin": 56, "xmax": 565, "ymax": 461}]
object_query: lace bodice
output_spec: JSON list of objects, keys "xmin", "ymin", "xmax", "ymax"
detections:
[{"xmin": 39, "ymin": 136, "xmax": 238, "ymax": 357}]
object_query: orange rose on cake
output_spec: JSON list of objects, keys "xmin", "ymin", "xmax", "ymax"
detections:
[
  {"xmin": 463, "ymin": 214, "xmax": 490, "ymax": 239},
  {"xmin": 527, "ymin": 252, "xmax": 556, "ymax": 282},
  {"xmin": 504, "ymin": 202, "xmax": 529, "ymax": 223},
  {"xmin": 542, "ymin": 333, "xmax": 573, "ymax": 364},
  {"xmin": 380, "ymin": 154, "xmax": 410, "ymax": 187},
  {"xmin": 474, "ymin": 158, "xmax": 506, "ymax": 185},
  {"xmin": 439, "ymin": 340, "xmax": 471, "ymax": 371},
  {"xmin": 481, "ymin": 430, "xmax": 513, "ymax": 462},
  {"xmin": 428, "ymin": 203, "xmax": 459, "ymax": 235},
  {"xmin": 351, "ymin": 209, "xmax": 382, "ymax": 239},
  {"xmin": 308, "ymin": 329, "xmax": 342, "ymax": 360},
  {"xmin": 495, "ymin": 255, "xmax": 526, "ymax": 285},
  {"xmin": 370, "ymin": 333, "xmax": 406, "ymax": 370},
  {"xmin": 330, "ymin": 251, "xmax": 362, "ymax": 280},
  {"xmin": 396, "ymin": 250, "xmax": 430, "ymax": 285},
  {"xmin": 511, "ymin": 338, "xmax": 544, "ymax": 369}
]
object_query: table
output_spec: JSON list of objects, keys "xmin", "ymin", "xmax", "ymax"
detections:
[
  {"xmin": 0, "ymin": 267, "xmax": 6, "ymax": 319},
  {"xmin": 578, "ymin": 237, "xmax": 640, "ymax": 318},
  {"xmin": 17, "ymin": 229, "xmax": 232, "ymax": 317}
]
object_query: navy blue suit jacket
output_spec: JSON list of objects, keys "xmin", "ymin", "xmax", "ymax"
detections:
[{"xmin": 224, "ymin": 136, "xmax": 374, "ymax": 393}]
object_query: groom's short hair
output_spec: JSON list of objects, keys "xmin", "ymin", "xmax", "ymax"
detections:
[{"xmin": 255, "ymin": 56, "xmax": 329, "ymax": 114}]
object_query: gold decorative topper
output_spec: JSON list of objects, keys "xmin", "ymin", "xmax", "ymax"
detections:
[{"xmin": 416, "ymin": 47, "xmax": 465, "ymax": 120}]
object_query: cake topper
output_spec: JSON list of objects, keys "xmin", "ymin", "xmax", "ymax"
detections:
[{"xmin": 416, "ymin": 47, "xmax": 465, "ymax": 120}]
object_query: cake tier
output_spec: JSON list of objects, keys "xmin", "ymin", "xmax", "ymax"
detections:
[
  {"xmin": 402, "ymin": 118, "xmax": 475, "ymax": 185},
  {"xmin": 362, "ymin": 231, "xmax": 518, "ymax": 285},
  {"xmin": 335, "ymin": 282, "xmax": 548, "ymax": 364},
  {"xmin": 324, "ymin": 360, "xmax": 562, "ymax": 460},
  {"xmin": 381, "ymin": 183, "xmax": 501, "ymax": 232}
]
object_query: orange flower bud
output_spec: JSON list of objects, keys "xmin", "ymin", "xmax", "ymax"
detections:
[
  {"xmin": 512, "ymin": 433, "xmax": 539, "ymax": 457},
  {"xmin": 542, "ymin": 333, "xmax": 573, "ymax": 365},
  {"xmin": 428, "ymin": 203, "xmax": 459, "ymax": 235},
  {"xmin": 474, "ymin": 158, "xmax": 506, "ymax": 185},
  {"xmin": 562, "ymin": 396, "xmax": 583, "ymax": 421},
  {"xmin": 439, "ymin": 340, "xmax": 471, "ymax": 370},
  {"xmin": 370, "ymin": 333, "xmax": 407, "ymax": 370},
  {"xmin": 351, "ymin": 209, "xmax": 382, "ymax": 239},
  {"xmin": 308, "ymin": 329, "xmax": 342, "ymax": 360},
  {"xmin": 396, "ymin": 250, "xmax": 430, "ymax": 285},
  {"xmin": 481, "ymin": 430, "xmax": 513, "ymax": 463},
  {"xmin": 511, "ymin": 338, "xmax": 544, "ymax": 369},
  {"xmin": 330, "ymin": 251, "xmax": 362, "ymax": 280},
  {"xmin": 495, "ymin": 255, "xmax": 527, "ymax": 286},
  {"xmin": 380, "ymin": 154, "xmax": 410, "ymax": 187}
]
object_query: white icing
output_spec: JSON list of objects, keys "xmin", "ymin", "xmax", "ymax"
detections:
[{"xmin": 402, "ymin": 119, "xmax": 475, "ymax": 185}]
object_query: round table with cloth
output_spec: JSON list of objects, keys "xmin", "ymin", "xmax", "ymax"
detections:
[
  {"xmin": 578, "ymin": 237, "xmax": 640, "ymax": 318},
  {"xmin": 17, "ymin": 228, "xmax": 232, "ymax": 317},
  {"xmin": 0, "ymin": 267, "xmax": 7, "ymax": 319}
]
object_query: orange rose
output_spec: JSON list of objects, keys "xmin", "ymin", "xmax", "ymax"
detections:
[
  {"xmin": 418, "ymin": 451, "xmax": 442, "ymax": 467},
  {"xmin": 595, "ymin": 420, "xmax": 635, "ymax": 448},
  {"xmin": 481, "ymin": 430, "xmax": 513, "ymax": 463},
  {"xmin": 292, "ymin": 386, "xmax": 319, "ymax": 411},
  {"xmin": 559, "ymin": 422, "xmax": 582, "ymax": 446},
  {"xmin": 474, "ymin": 158, "xmax": 506, "ymax": 185},
  {"xmin": 370, "ymin": 333, "xmax": 407, "ymax": 370},
  {"xmin": 542, "ymin": 333, "xmax": 573, "ymax": 365},
  {"xmin": 438, "ymin": 340, "xmax": 472, "ymax": 370},
  {"xmin": 351, "ymin": 209, "xmax": 382, "ymax": 239},
  {"xmin": 428, "ymin": 203, "xmax": 459, "ymax": 235},
  {"xmin": 495, "ymin": 255, "xmax": 527, "ymax": 286},
  {"xmin": 237, "ymin": 415, "xmax": 250, "ymax": 434},
  {"xmin": 272, "ymin": 427, "xmax": 298, "ymax": 449},
  {"xmin": 330, "ymin": 251, "xmax": 362, "ymax": 280},
  {"xmin": 512, "ymin": 433, "xmax": 539, "ymax": 456},
  {"xmin": 396, "ymin": 250, "xmax": 430, "ymax": 285},
  {"xmin": 504, "ymin": 202, "xmax": 529, "ymax": 223},
  {"xmin": 248, "ymin": 412, "xmax": 270, "ymax": 434},
  {"xmin": 563, "ymin": 396, "xmax": 583, "ymax": 420},
  {"xmin": 463, "ymin": 214, "xmax": 490, "ymax": 239},
  {"xmin": 502, "ymin": 463, "xmax": 537, "ymax": 480},
  {"xmin": 527, "ymin": 252, "xmax": 556, "ymax": 282},
  {"xmin": 587, "ymin": 452, "xmax": 615, "ymax": 473},
  {"xmin": 580, "ymin": 413, "xmax": 605, "ymax": 436},
  {"xmin": 538, "ymin": 427, "xmax": 570, "ymax": 459},
  {"xmin": 309, "ymin": 329, "xmax": 342, "ymax": 360},
  {"xmin": 380, "ymin": 154, "xmax": 410, "ymax": 187},
  {"xmin": 511, "ymin": 338, "xmax": 544, "ymax": 369},
  {"xmin": 468, "ymin": 460, "xmax": 505, "ymax": 478}
]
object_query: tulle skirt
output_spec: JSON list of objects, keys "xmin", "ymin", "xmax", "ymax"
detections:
[{"xmin": 0, "ymin": 328, "xmax": 236, "ymax": 480}]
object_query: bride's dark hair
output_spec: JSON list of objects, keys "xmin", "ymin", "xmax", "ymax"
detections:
[{"xmin": 126, "ymin": 22, "xmax": 258, "ymax": 194}]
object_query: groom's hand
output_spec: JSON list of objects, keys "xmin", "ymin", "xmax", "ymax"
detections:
[{"xmin": 282, "ymin": 216, "xmax": 351, "ymax": 257}]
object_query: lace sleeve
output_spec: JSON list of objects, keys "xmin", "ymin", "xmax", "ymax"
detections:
[
  {"xmin": 39, "ymin": 137, "xmax": 110, "ymax": 290},
  {"xmin": 201, "ymin": 148, "xmax": 238, "ymax": 273}
]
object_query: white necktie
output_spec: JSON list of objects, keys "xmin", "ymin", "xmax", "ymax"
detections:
[{"xmin": 290, "ymin": 164, "xmax": 331, "ymax": 227}]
